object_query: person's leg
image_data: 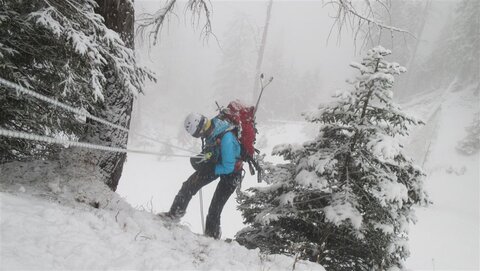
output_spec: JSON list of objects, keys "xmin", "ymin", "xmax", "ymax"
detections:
[
  {"xmin": 204, "ymin": 173, "xmax": 241, "ymax": 239},
  {"xmin": 168, "ymin": 171, "xmax": 217, "ymax": 218}
]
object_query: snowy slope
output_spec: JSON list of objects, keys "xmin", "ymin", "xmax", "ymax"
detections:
[
  {"xmin": 403, "ymin": 87, "xmax": 479, "ymax": 270},
  {"xmin": 3, "ymin": 89, "xmax": 475, "ymax": 270},
  {"xmin": 117, "ymin": 87, "xmax": 479, "ymax": 270},
  {"xmin": 0, "ymin": 161, "xmax": 324, "ymax": 270},
  {"xmin": 117, "ymin": 121, "xmax": 316, "ymax": 239}
]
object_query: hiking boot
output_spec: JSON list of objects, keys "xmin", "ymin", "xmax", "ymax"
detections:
[
  {"xmin": 157, "ymin": 212, "xmax": 180, "ymax": 223},
  {"xmin": 205, "ymin": 225, "xmax": 221, "ymax": 240}
]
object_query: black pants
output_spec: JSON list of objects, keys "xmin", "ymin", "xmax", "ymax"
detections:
[{"xmin": 168, "ymin": 170, "xmax": 241, "ymax": 239}]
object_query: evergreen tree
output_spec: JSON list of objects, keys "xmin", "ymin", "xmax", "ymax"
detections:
[
  {"xmin": 0, "ymin": 0, "xmax": 152, "ymax": 189},
  {"xmin": 365, "ymin": 0, "xmax": 430, "ymax": 100},
  {"xmin": 367, "ymin": 0, "xmax": 427, "ymax": 66},
  {"xmin": 89, "ymin": 0, "xmax": 138, "ymax": 190},
  {"xmin": 413, "ymin": 0, "xmax": 479, "ymax": 93},
  {"xmin": 236, "ymin": 46, "xmax": 429, "ymax": 271},
  {"xmin": 259, "ymin": 43, "xmax": 292, "ymax": 120},
  {"xmin": 456, "ymin": 112, "xmax": 480, "ymax": 155},
  {"xmin": 213, "ymin": 15, "xmax": 256, "ymax": 105},
  {"xmin": 260, "ymin": 41, "xmax": 322, "ymax": 121}
]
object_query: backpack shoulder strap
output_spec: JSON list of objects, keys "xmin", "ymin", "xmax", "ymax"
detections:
[{"xmin": 214, "ymin": 126, "xmax": 237, "ymax": 141}]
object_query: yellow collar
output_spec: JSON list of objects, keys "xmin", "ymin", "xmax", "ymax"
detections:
[{"xmin": 202, "ymin": 119, "xmax": 212, "ymax": 133}]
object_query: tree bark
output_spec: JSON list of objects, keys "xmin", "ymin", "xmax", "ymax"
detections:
[{"xmin": 93, "ymin": 0, "xmax": 135, "ymax": 191}]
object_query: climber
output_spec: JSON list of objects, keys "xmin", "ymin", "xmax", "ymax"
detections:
[{"xmin": 159, "ymin": 113, "xmax": 242, "ymax": 239}]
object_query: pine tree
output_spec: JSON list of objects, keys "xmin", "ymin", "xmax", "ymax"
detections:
[
  {"xmin": 89, "ymin": 0, "xmax": 138, "ymax": 190},
  {"xmin": 0, "ymin": 0, "xmax": 152, "ymax": 189},
  {"xmin": 413, "ymin": 0, "xmax": 479, "ymax": 93},
  {"xmin": 365, "ymin": 0, "xmax": 431, "ymax": 100},
  {"xmin": 236, "ymin": 46, "xmax": 429, "ymax": 270},
  {"xmin": 456, "ymin": 112, "xmax": 480, "ymax": 155},
  {"xmin": 367, "ymin": 0, "xmax": 427, "ymax": 66},
  {"xmin": 213, "ymin": 15, "xmax": 256, "ymax": 105},
  {"xmin": 437, "ymin": 0, "xmax": 479, "ymax": 86}
]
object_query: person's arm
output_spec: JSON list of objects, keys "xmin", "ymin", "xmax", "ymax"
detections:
[{"xmin": 214, "ymin": 132, "xmax": 239, "ymax": 175}]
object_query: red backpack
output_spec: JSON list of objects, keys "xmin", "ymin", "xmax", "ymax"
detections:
[{"xmin": 217, "ymin": 100, "xmax": 261, "ymax": 179}]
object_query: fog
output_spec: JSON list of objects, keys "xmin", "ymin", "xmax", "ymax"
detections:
[
  {"xmin": 132, "ymin": 0, "xmax": 361, "ymax": 135},
  {"xmin": 130, "ymin": 0, "xmax": 458, "ymax": 139},
  {"xmin": 120, "ymin": 0, "xmax": 479, "ymax": 269}
]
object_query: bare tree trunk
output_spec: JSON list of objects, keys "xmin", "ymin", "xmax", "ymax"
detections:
[
  {"xmin": 252, "ymin": 0, "xmax": 273, "ymax": 104},
  {"xmin": 92, "ymin": 0, "xmax": 135, "ymax": 191}
]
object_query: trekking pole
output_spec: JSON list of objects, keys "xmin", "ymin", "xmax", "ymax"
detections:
[
  {"xmin": 252, "ymin": 74, "xmax": 273, "ymax": 184},
  {"xmin": 215, "ymin": 101, "xmax": 223, "ymax": 112},
  {"xmin": 253, "ymin": 73, "xmax": 274, "ymax": 118},
  {"xmin": 199, "ymin": 188, "xmax": 205, "ymax": 233}
]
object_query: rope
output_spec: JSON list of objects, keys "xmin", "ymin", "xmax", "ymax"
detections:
[
  {"xmin": 1, "ymin": 78, "xmax": 207, "ymax": 230},
  {"xmin": 130, "ymin": 131, "xmax": 198, "ymax": 154},
  {"xmin": 1, "ymin": 126, "xmax": 207, "ymax": 229},
  {"xmin": 0, "ymin": 128, "xmax": 199, "ymax": 158},
  {"xmin": 0, "ymin": 78, "xmax": 129, "ymax": 132},
  {"xmin": 0, "ymin": 77, "xmax": 198, "ymax": 154}
]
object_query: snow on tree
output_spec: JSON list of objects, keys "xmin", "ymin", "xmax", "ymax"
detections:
[
  {"xmin": 363, "ymin": 0, "xmax": 431, "ymax": 100},
  {"xmin": 87, "ymin": 0, "xmax": 142, "ymax": 191},
  {"xmin": 456, "ymin": 112, "xmax": 480, "ymax": 155},
  {"xmin": 365, "ymin": 0, "xmax": 428, "ymax": 64},
  {"xmin": 236, "ymin": 46, "xmax": 430, "ymax": 271},
  {"xmin": 0, "ymin": 0, "xmax": 153, "ymax": 189}
]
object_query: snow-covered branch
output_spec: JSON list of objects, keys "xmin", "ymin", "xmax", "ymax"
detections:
[
  {"xmin": 136, "ymin": 0, "xmax": 176, "ymax": 45},
  {"xmin": 0, "ymin": 0, "xmax": 153, "ymax": 163},
  {"xmin": 237, "ymin": 46, "xmax": 429, "ymax": 270}
]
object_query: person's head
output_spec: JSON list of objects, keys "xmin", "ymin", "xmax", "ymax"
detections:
[{"xmin": 184, "ymin": 113, "xmax": 212, "ymax": 138}]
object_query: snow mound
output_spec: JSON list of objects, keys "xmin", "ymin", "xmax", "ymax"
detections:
[{"xmin": 0, "ymin": 160, "xmax": 323, "ymax": 270}]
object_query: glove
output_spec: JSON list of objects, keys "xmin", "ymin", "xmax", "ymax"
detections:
[{"xmin": 203, "ymin": 152, "xmax": 213, "ymax": 161}]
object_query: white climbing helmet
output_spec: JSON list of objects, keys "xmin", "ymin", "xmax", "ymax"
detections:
[{"xmin": 184, "ymin": 113, "xmax": 208, "ymax": 138}]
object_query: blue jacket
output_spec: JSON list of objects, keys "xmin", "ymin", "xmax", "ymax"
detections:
[{"xmin": 206, "ymin": 118, "xmax": 241, "ymax": 175}]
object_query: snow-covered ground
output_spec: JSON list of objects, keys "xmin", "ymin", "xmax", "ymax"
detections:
[
  {"xmin": 117, "ymin": 87, "xmax": 479, "ymax": 270},
  {"xmin": 1, "ymin": 88, "xmax": 477, "ymax": 270},
  {"xmin": 117, "ymin": 121, "xmax": 317, "ymax": 239},
  {"xmin": 0, "ymin": 161, "xmax": 323, "ymax": 270},
  {"xmin": 404, "ymin": 88, "xmax": 479, "ymax": 270}
]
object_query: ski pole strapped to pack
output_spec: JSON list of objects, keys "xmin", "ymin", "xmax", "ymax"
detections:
[{"xmin": 218, "ymin": 100, "xmax": 262, "ymax": 182}]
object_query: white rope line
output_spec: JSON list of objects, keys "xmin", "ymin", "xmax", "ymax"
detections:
[
  {"xmin": 0, "ymin": 78, "xmax": 129, "ymax": 132},
  {"xmin": 130, "ymin": 131, "xmax": 198, "ymax": 154},
  {"xmin": 0, "ymin": 77, "xmax": 198, "ymax": 154},
  {"xmin": 0, "ymin": 128, "xmax": 199, "ymax": 158},
  {"xmin": 1, "ymin": 77, "xmax": 207, "ymax": 232}
]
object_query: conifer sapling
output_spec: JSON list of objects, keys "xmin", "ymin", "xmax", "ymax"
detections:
[{"xmin": 236, "ymin": 46, "xmax": 430, "ymax": 271}]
